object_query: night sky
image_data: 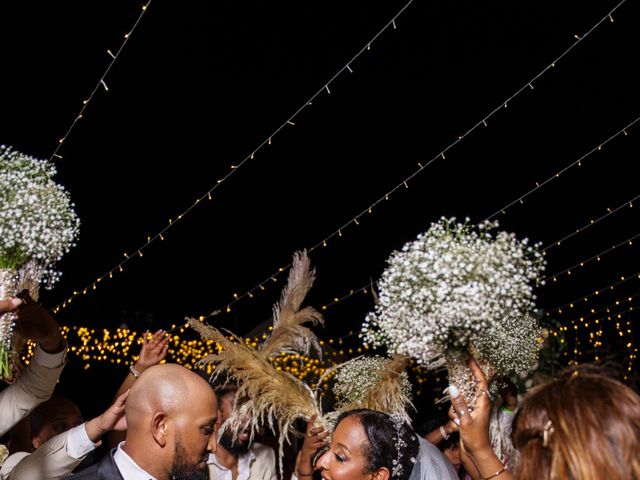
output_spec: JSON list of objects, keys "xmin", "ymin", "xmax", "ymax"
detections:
[{"xmin": 1, "ymin": 0, "xmax": 639, "ymax": 414}]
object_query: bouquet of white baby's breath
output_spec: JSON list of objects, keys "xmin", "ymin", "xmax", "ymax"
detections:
[
  {"xmin": 333, "ymin": 355, "xmax": 414, "ymax": 424},
  {"xmin": 333, "ymin": 356, "xmax": 396, "ymax": 404},
  {"xmin": 362, "ymin": 218, "xmax": 545, "ymax": 396},
  {"xmin": 0, "ymin": 145, "xmax": 79, "ymax": 377},
  {"xmin": 361, "ymin": 218, "xmax": 545, "ymax": 466}
]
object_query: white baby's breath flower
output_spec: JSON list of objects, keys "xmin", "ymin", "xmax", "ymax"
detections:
[
  {"xmin": 361, "ymin": 217, "xmax": 545, "ymax": 377},
  {"xmin": 0, "ymin": 145, "xmax": 80, "ymax": 287},
  {"xmin": 333, "ymin": 356, "xmax": 412, "ymax": 407}
]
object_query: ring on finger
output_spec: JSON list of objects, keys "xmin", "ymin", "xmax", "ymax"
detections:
[{"xmin": 458, "ymin": 410, "xmax": 467, "ymax": 418}]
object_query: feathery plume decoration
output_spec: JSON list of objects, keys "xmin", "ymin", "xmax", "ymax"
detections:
[
  {"xmin": 259, "ymin": 250, "xmax": 324, "ymax": 359},
  {"xmin": 187, "ymin": 317, "xmax": 324, "ymax": 473}
]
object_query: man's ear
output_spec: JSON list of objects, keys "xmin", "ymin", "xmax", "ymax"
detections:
[
  {"xmin": 151, "ymin": 412, "xmax": 168, "ymax": 447},
  {"xmin": 32, "ymin": 435, "xmax": 41, "ymax": 450},
  {"xmin": 371, "ymin": 467, "xmax": 390, "ymax": 480}
]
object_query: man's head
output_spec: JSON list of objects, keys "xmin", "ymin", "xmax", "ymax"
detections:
[
  {"xmin": 31, "ymin": 396, "xmax": 84, "ymax": 449},
  {"xmin": 124, "ymin": 364, "xmax": 219, "ymax": 480}
]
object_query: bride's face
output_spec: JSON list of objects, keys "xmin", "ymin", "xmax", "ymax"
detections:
[{"xmin": 316, "ymin": 416, "xmax": 375, "ymax": 480}]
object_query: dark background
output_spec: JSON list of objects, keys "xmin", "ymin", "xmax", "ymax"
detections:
[{"xmin": 1, "ymin": 0, "xmax": 639, "ymax": 419}]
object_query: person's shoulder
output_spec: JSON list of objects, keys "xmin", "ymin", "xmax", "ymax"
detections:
[
  {"xmin": 68, "ymin": 462, "xmax": 100, "ymax": 479},
  {"xmin": 68, "ymin": 449, "xmax": 121, "ymax": 480}
]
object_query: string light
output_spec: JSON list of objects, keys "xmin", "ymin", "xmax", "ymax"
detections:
[
  {"xmin": 17, "ymin": 323, "xmax": 435, "ymax": 387},
  {"xmin": 320, "ymin": 284, "xmax": 372, "ymax": 310},
  {"xmin": 583, "ymin": 293, "xmax": 638, "ymax": 326},
  {"xmin": 540, "ymin": 192, "xmax": 640, "ymax": 254},
  {"xmin": 197, "ymin": 2, "xmax": 628, "ymax": 319},
  {"xmin": 483, "ymin": 116, "xmax": 640, "ymax": 222},
  {"xmin": 542, "ymin": 231, "xmax": 640, "ymax": 284},
  {"xmin": 547, "ymin": 270, "xmax": 640, "ymax": 316},
  {"xmin": 49, "ymin": 1, "xmax": 152, "ymax": 163},
  {"xmin": 551, "ymin": 302, "xmax": 637, "ymax": 371},
  {"xmin": 52, "ymin": 0, "xmax": 418, "ymax": 314}
]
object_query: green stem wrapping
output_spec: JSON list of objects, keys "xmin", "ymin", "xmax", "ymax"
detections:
[
  {"xmin": 0, "ymin": 348, "xmax": 9, "ymax": 379},
  {"xmin": 0, "ymin": 268, "xmax": 18, "ymax": 381}
]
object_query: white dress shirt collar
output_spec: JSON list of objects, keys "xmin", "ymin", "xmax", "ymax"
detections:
[{"xmin": 113, "ymin": 442, "xmax": 158, "ymax": 480}]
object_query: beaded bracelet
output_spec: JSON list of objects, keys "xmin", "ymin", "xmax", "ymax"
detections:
[{"xmin": 129, "ymin": 365, "xmax": 141, "ymax": 378}]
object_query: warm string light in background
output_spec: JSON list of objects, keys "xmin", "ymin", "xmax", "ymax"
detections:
[
  {"xmin": 50, "ymin": 2, "xmax": 152, "ymax": 163},
  {"xmin": 483, "ymin": 117, "xmax": 639, "ymax": 222},
  {"xmin": 18, "ymin": 323, "xmax": 438, "ymax": 390},
  {"xmin": 546, "ymin": 269, "xmax": 640, "ymax": 316},
  {"xmin": 320, "ymin": 284, "xmax": 374, "ymax": 311},
  {"xmin": 541, "ymin": 231, "xmax": 640, "ymax": 284},
  {"xmin": 565, "ymin": 290, "xmax": 640, "ymax": 325},
  {"xmin": 52, "ymin": 0, "xmax": 419, "ymax": 314},
  {"xmin": 554, "ymin": 303, "xmax": 637, "ymax": 377},
  {"xmin": 540, "ymin": 192, "xmax": 638, "ymax": 254}
]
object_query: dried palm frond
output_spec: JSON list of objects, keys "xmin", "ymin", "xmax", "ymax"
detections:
[
  {"xmin": 259, "ymin": 250, "xmax": 324, "ymax": 359},
  {"xmin": 187, "ymin": 316, "xmax": 324, "ymax": 472},
  {"xmin": 336, "ymin": 355, "xmax": 414, "ymax": 424}
]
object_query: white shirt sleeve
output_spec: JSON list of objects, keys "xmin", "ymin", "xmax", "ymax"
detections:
[
  {"xmin": 65, "ymin": 423, "xmax": 101, "ymax": 460},
  {"xmin": 0, "ymin": 343, "xmax": 68, "ymax": 437}
]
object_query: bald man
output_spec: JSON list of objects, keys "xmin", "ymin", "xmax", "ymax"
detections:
[{"xmin": 69, "ymin": 364, "xmax": 218, "ymax": 480}]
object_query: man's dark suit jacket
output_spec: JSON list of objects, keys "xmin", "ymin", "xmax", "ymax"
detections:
[{"xmin": 67, "ymin": 449, "xmax": 125, "ymax": 480}]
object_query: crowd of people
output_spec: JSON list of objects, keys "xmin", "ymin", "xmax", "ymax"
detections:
[{"xmin": 1, "ymin": 293, "xmax": 639, "ymax": 480}]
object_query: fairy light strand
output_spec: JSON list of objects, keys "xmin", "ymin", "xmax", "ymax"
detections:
[
  {"xmin": 53, "ymin": 0, "xmax": 418, "ymax": 313},
  {"xmin": 542, "ymin": 230, "xmax": 640, "ymax": 283},
  {"xmin": 483, "ymin": 116, "xmax": 640, "ymax": 222},
  {"xmin": 547, "ymin": 269, "xmax": 640, "ymax": 316},
  {"xmin": 50, "ymin": 2, "xmax": 152, "ymax": 162},
  {"xmin": 566, "ymin": 290, "xmax": 640, "ymax": 325},
  {"xmin": 199, "ymin": 1, "xmax": 628, "ymax": 318},
  {"xmin": 540, "ymin": 192, "xmax": 639, "ymax": 254}
]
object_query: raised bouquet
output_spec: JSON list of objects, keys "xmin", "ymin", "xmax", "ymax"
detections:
[
  {"xmin": 0, "ymin": 145, "xmax": 79, "ymax": 378},
  {"xmin": 361, "ymin": 217, "xmax": 546, "ymax": 405}
]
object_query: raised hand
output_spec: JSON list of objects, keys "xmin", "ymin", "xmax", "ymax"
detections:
[
  {"xmin": 449, "ymin": 359, "xmax": 512, "ymax": 480},
  {"xmin": 298, "ymin": 414, "xmax": 330, "ymax": 476},
  {"xmin": 85, "ymin": 390, "xmax": 129, "ymax": 441},
  {"xmin": 15, "ymin": 291, "xmax": 64, "ymax": 353},
  {"xmin": 448, "ymin": 358, "xmax": 491, "ymax": 456},
  {"xmin": 134, "ymin": 329, "xmax": 170, "ymax": 372}
]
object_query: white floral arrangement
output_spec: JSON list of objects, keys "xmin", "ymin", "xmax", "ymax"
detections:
[
  {"xmin": 361, "ymin": 217, "xmax": 546, "ymax": 379},
  {"xmin": 0, "ymin": 145, "xmax": 80, "ymax": 377},
  {"xmin": 333, "ymin": 355, "xmax": 412, "ymax": 406}
]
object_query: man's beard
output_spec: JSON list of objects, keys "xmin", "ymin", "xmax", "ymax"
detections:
[
  {"xmin": 219, "ymin": 429, "xmax": 250, "ymax": 456},
  {"xmin": 170, "ymin": 437, "xmax": 209, "ymax": 480}
]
